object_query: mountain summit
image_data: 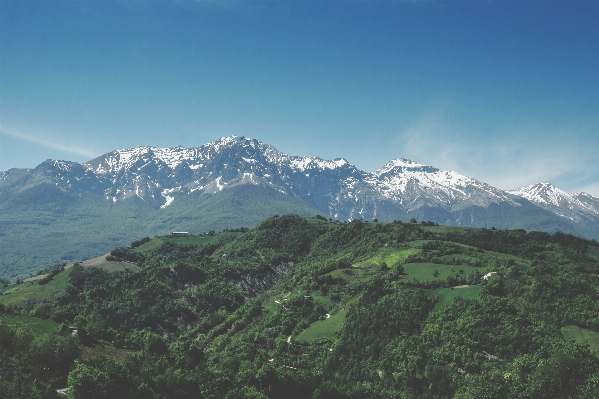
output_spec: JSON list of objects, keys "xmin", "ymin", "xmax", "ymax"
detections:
[
  {"xmin": 1, "ymin": 136, "xmax": 598, "ymax": 277},
  {"xmin": 510, "ymin": 183, "xmax": 599, "ymax": 225}
]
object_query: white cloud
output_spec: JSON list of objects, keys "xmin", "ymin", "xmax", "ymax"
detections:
[{"xmin": 0, "ymin": 125, "xmax": 97, "ymax": 159}]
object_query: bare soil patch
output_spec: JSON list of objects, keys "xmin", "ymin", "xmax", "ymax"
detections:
[
  {"xmin": 23, "ymin": 274, "xmax": 48, "ymax": 282},
  {"xmin": 66, "ymin": 255, "xmax": 140, "ymax": 273}
]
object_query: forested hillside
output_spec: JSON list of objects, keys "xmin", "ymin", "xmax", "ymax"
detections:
[{"xmin": 1, "ymin": 215, "xmax": 599, "ymax": 398}]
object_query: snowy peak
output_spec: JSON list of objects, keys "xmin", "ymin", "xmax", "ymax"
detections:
[
  {"xmin": 373, "ymin": 158, "xmax": 439, "ymax": 176},
  {"xmin": 84, "ymin": 136, "xmax": 355, "ymax": 183},
  {"xmin": 288, "ymin": 157, "xmax": 349, "ymax": 172},
  {"xmin": 76, "ymin": 136, "xmax": 366, "ymax": 208},
  {"xmin": 369, "ymin": 158, "xmax": 515, "ymax": 209},
  {"xmin": 85, "ymin": 146, "xmax": 202, "ymax": 174},
  {"xmin": 73, "ymin": 138, "xmax": 522, "ymax": 212},
  {"xmin": 573, "ymin": 192, "xmax": 599, "ymax": 216},
  {"xmin": 510, "ymin": 183, "xmax": 599, "ymax": 220},
  {"xmin": 510, "ymin": 183, "xmax": 571, "ymax": 207}
]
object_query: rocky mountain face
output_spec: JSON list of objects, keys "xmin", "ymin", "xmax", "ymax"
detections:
[
  {"xmin": 83, "ymin": 136, "xmax": 365, "ymax": 215},
  {"xmin": 1, "ymin": 136, "xmax": 598, "ymax": 277}
]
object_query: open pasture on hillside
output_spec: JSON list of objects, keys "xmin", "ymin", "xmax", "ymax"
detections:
[
  {"xmin": 295, "ymin": 309, "xmax": 348, "ymax": 343},
  {"xmin": 402, "ymin": 262, "xmax": 486, "ymax": 282},
  {"xmin": 562, "ymin": 325, "xmax": 599, "ymax": 355},
  {"xmin": 425, "ymin": 285, "xmax": 484, "ymax": 308},
  {"xmin": 0, "ymin": 268, "xmax": 74, "ymax": 305},
  {"xmin": 0, "ymin": 252, "xmax": 145, "ymax": 306},
  {"xmin": 1, "ymin": 314, "xmax": 59, "ymax": 337},
  {"xmin": 132, "ymin": 234, "xmax": 217, "ymax": 252},
  {"xmin": 80, "ymin": 255, "xmax": 141, "ymax": 272},
  {"xmin": 420, "ymin": 225, "xmax": 480, "ymax": 235},
  {"xmin": 352, "ymin": 247, "xmax": 421, "ymax": 269}
]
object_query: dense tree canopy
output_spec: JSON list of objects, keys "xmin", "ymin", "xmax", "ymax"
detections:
[{"xmin": 1, "ymin": 215, "xmax": 599, "ymax": 398}]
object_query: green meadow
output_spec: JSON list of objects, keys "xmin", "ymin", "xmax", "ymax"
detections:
[
  {"xmin": 295, "ymin": 309, "xmax": 348, "ymax": 343},
  {"xmin": 0, "ymin": 268, "xmax": 73, "ymax": 306},
  {"xmin": 1, "ymin": 314, "xmax": 59, "ymax": 337},
  {"xmin": 562, "ymin": 325, "xmax": 599, "ymax": 355},
  {"xmin": 425, "ymin": 285, "xmax": 484, "ymax": 308},
  {"xmin": 132, "ymin": 234, "xmax": 217, "ymax": 252},
  {"xmin": 402, "ymin": 262, "xmax": 486, "ymax": 282},
  {"xmin": 353, "ymin": 247, "xmax": 421, "ymax": 268}
]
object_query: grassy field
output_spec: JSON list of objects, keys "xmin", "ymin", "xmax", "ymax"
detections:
[
  {"xmin": 1, "ymin": 314, "xmax": 59, "ymax": 336},
  {"xmin": 425, "ymin": 285, "xmax": 484, "ymax": 308},
  {"xmin": 306, "ymin": 217, "xmax": 340, "ymax": 229},
  {"xmin": 404, "ymin": 240, "xmax": 433, "ymax": 248},
  {"xmin": 403, "ymin": 262, "xmax": 487, "ymax": 282},
  {"xmin": 91, "ymin": 262, "xmax": 140, "ymax": 273},
  {"xmin": 478, "ymin": 250, "xmax": 531, "ymax": 271},
  {"xmin": 0, "ymin": 268, "xmax": 74, "ymax": 305},
  {"xmin": 132, "ymin": 235, "xmax": 217, "ymax": 252},
  {"xmin": 561, "ymin": 325, "xmax": 599, "ymax": 355},
  {"xmin": 295, "ymin": 309, "xmax": 348, "ymax": 343},
  {"xmin": 421, "ymin": 225, "xmax": 479, "ymax": 235},
  {"xmin": 353, "ymin": 247, "xmax": 421, "ymax": 268},
  {"xmin": 79, "ymin": 255, "xmax": 141, "ymax": 273}
]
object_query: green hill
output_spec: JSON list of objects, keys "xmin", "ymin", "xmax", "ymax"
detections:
[
  {"xmin": 0, "ymin": 184, "xmax": 321, "ymax": 280},
  {"xmin": 2, "ymin": 216, "xmax": 599, "ymax": 399}
]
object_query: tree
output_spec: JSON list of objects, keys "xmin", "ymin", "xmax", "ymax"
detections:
[
  {"xmin": 380, "ymin": 261, "xmax": 388, "ymax": 272},
  {"xmin": 68, "ymin": 364, "xmax": 109, "ymax": 399},
  {"xmin": 392, "ymin": 264, "xmax": 405, "ymax": 279},
  {"xmin": 410, "ymin": 218, "xmax": 418, "ymax": 224}
]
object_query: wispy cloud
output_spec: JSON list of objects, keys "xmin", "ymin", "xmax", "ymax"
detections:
[
  {"xmin": 0, "ymin": 125, "xmax": 97, "ymax": 158},
  {"xmin": 395, "ymin": 114, "xmax": 598, "ymax": 195}
]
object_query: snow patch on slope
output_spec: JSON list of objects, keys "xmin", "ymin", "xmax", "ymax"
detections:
[{"xmin": 160, "ymin": 188, "xmax": 178, "ymax": 208}]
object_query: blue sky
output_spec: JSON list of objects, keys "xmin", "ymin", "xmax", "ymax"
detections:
[{"xmin": 1, "ymin": 0, "xmax": 598, "ymax": 195}]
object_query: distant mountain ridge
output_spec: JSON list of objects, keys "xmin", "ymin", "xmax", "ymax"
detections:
[
  {"xmin": 509, "ymin": 182, "xmax": 599, "ymax": 236},
  {"xmin": 1, "ymin": 136, "xmax": 598, "ymax": 278}
]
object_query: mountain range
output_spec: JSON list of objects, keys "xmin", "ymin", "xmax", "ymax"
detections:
[{"xmin": 1, "ymin": 136, "xmax": 598, "ymax": 279}]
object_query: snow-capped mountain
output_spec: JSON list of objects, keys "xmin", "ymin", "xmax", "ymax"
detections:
[
  {"xmin": 2, "ymin": 135, "xmax": 599, "ymax": 277},
  {"xmin": 82, "ymin": 136, "xmax": 365, "ymax": 212},
  {"xmin": 370, "ymin": 158, "xmax": 520, "ymax": 211},
  {"xmin": 509, "ymin": 183, "xmax": 599, "ymax": 224},
  {"xmin": 4, "ymin": 136, "xmax": 599, "ymax": 226},
  {"xmin": 3, "ymin": 136, "xmax": 598, "ymax": 228}
]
